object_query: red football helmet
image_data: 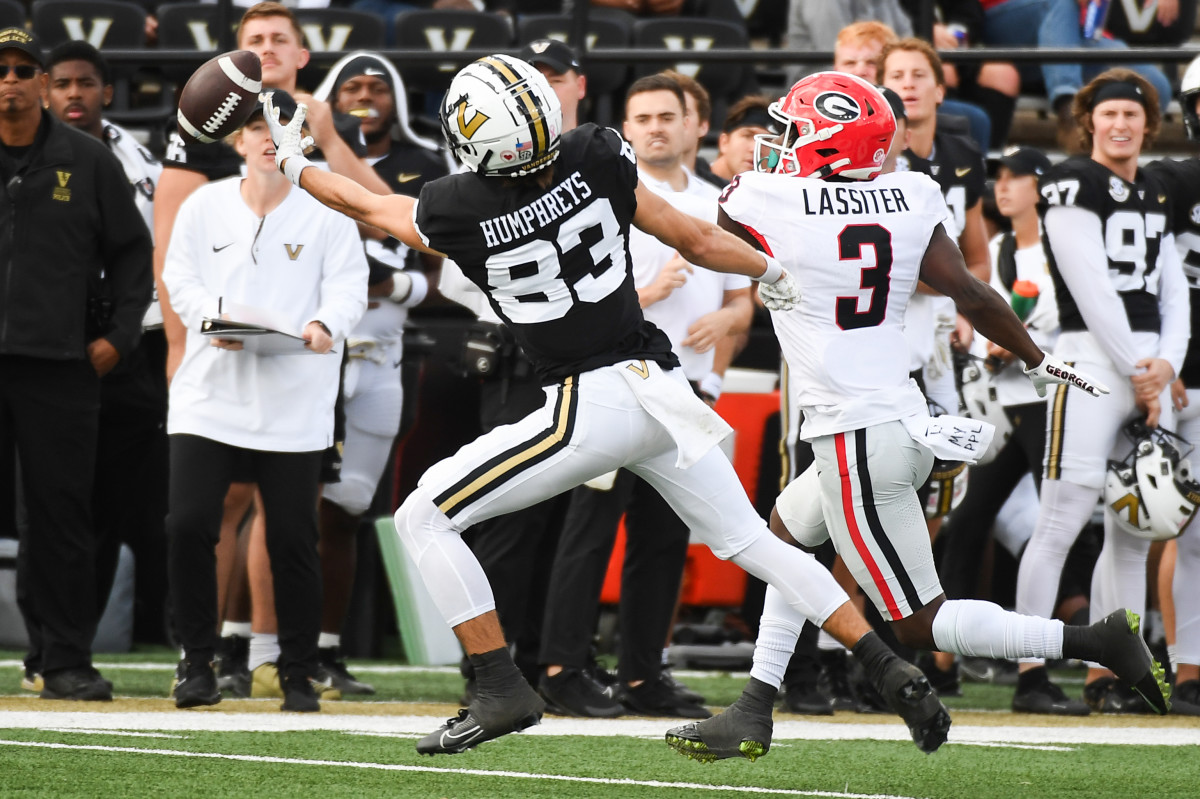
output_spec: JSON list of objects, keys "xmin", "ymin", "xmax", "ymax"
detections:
[{"xmin": 755, "ymin": 71, "xmax": 896, "ymax": 179}]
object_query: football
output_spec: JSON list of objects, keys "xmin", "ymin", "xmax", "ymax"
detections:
[{"xmin": 176, "ymin": 50, "xmax": 263, "ymax": 144}]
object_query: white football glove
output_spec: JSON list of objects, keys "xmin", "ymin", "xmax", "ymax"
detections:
[
  {"xmin": 759, "ymin": 271, "xmax": 800, "ymax": 311},
  {"xmin": 264, "ymin": 92, "xmax": 314, "ymax": 186},
  {"xmin": 756, "ymin": 255, "xmax": 800, "ymax": 311},
  {"xmin": 1025, "ymin": 353, "xmax": 1110, "ymax": 398}
]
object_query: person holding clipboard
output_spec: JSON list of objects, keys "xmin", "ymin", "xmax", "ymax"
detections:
[{"xmin": 162, "ymin": 92, "xmax": 367, "ymax": 712}]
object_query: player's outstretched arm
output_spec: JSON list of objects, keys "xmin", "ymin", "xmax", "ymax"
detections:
[
  {"xmin": 268, "ymin": 97, "xmax": 444, "ymax": 257},
  {"xmin": 633, "ymin": 181, "xmax": 772, "ymax": 281},
  {"xmin": 919, "ymin": 224, "xmax": 1108, "ymax": 398}
]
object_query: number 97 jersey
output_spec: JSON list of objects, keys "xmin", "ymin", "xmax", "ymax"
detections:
[{"xmin": 720, "ymin": 169, "xmax": 949, "ymax": 439}]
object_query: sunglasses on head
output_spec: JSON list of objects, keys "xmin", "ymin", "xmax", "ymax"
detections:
[{"xmin": 0, "ymin": 64, "xmax": 38, "ymax": 80}]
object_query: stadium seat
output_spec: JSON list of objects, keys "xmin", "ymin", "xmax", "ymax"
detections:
[
  {"xmin": 517, "ymin": 13, "xmax": 630, "ymax": 127},
  {"xmin": 32, "ymin": 0, "xmax": 146, "ymax": 49},
  {"xmin": 393, "ymin": 9, "xmax": 514, "ymax": 99},
  {"xmin": 0, "ymin": 0, "xmax": 24, "ymax": 30},
  {"xmin": 156, "ymin": 3, "xmax": 227, "ymax": 53},
  {"xmin": 295, "ymin": 8, "xmax": 386, "ymax": 88},
  {"xmin": 631, "ymin": 17, "xmax": 748, "ymax": 100}
]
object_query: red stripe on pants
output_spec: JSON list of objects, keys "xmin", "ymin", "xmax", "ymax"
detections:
[{"xmin": 834, "ymin": 432, "xmax": 902, "ymax": 619}]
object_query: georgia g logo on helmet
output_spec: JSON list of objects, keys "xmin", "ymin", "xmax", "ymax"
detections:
[{"xmin": 813, "ymin": 91, "xmax": 861, "ymax": 123}]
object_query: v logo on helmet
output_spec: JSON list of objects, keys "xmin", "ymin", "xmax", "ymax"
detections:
[
  {"xmin": 813, "ymin": 91, "xmax": 861, "ymax": 123},
  {"xmin": 456, "ymin": 101, "xmax": 489, "ymax": 140}
]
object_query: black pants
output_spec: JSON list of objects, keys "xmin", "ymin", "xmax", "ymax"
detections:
[
  {"xmin": 539, "ymin": 469, "xmax": 691, "ymax": 682},
  {"xmin": 166, "ymin": 434, "xmax": 322, "ymax": 679},
  {"xmin": 94, "ymin": 332, "xmax": 169, "ymax": 642},
  {"xmin": 465, "ymin": 370, "xmax": 567, "ymax": 682},
  {"xmin": 938, "ymin": 400, "xmax": 1047, "ymax": 602},
  {"xmin": 2, "ymin": 355, "xmax": 101, "ymax": 675}
]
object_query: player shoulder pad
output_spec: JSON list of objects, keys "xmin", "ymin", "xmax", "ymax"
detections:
[
  {"xmin": 716, "ymin": 170, "xmax": 771, "ymax": 224},
  {"xmin": 1039, "ymin": 156, "xmax": 1108, "ymax": 213}
]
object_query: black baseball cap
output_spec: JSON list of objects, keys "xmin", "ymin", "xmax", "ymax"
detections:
[
  {"xmin": 331, "ymin": 54, "xmax": 395, "ymax": 97},
  {"xmin": 251, "ymin": 90, "xmax": 298, "ymax": 124},
  {"xmin": 878, "ymin": 86, "xmax": 906, "ymax": 123},
  {"xmin": 993, "ymin": 146, "xmax": 1051, "ymax": 178},
  {"xmin": 0, "ymin": 28, "xmax": 43, "ymax": 68},
  {"xmin": 519, "ymin": 39, "xmax": 581, "ymax": 75}
]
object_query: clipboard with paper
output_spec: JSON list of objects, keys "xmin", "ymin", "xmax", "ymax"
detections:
[{"xmin": 201, "ymin": 299, "xmax": 336, "ymax": 356}]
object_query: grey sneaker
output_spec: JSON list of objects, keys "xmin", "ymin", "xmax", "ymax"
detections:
[{"xmin": 665, "ymin": 703, "xmax": 773, "ymax": 763}]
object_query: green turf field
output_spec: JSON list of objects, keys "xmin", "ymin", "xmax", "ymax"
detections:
[{"xmin": 1, "ymin": 647, "xmax": 1197, "ymax": 798}]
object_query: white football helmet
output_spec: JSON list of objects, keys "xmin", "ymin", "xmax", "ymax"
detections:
[
  {"xmin": 1104, "ymin": 424, "xmax": 1200, "ymax": 541},
  {"xmin": 439, "ymin": 54, "xmax": 563, "ymax": 177},
  {"xmin": 959, "ymin": 360, "xmax": 1013, "ymax": 466},
  {"xmin": 1180, "ymin": 54, "xmax": 1200, "ymax": 142}
]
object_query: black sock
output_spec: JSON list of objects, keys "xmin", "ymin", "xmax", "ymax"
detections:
[
  {"xmin": 852, "ymin": 631, "xmax": 895, "ymax": 684},
  {"xmin": 1061, "ymin": 624, "xmax": 1102, "ymax": 664},
  {"xmin": 735, "ymin": 677, "xmax": 777, "ymax": 716},
  {"xmin": 470, "ymin": 647, "xmax": 523, "ymax": 695},
  {"xmin": 1016, "ymin": 665, "xmax": 1049, "ymax": 692}
]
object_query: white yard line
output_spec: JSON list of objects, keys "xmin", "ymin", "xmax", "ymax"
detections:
[
  {"xmin": 0, "ymin": 739, "xmax": 925, "ymax": 799},
  {"xmin": 0, "ymin": 711, "xmax": 1197, "ymax": 746}
]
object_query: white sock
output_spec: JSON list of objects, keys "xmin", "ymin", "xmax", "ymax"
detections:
[
  {"xmin": 221, "ymin": 621, "xmax": 251, "ymax": 639},
  {"xmin": 749, "ymin": 585, "xmax": 804, "ymax": 688},
  {"xmin": 1016, "ymin": 479, "xmax": 1096, "ymax": 665},
  {"xmin": 248, "ymin": 633, "xmax": 280, "ymax": 672},
  {"xmin": 817, "ymin": 629, "xmax": 843, "ymax": 652},
  {"xmin": 661, "ymin": 648, "xmax": 670, "ymax": 667},
  {"xmin": 318, "ymin": 633, "xmax": 340, "ymax": 650},
  {"xmin": 931, "ymin": 599, "xmax": 1064, "ymax": 660}
]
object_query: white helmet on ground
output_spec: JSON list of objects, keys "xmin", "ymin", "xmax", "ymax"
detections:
[
  {"xmin": 959, "ymin": 360, "xmax": 1013, "ymax": 466},
  {"xmin": 440, "ymin": 54, "xmax": 563, "ymax": 177},
  {"xmin": 1105, "ymin": 424, "xmax": 1200, "ymax": 541}
]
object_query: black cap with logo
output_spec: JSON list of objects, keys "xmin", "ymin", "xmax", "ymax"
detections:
[
  {"xmin": 993, "ymin": 145, "xmax": 1052, "ymax": 178},
  {"xmin": 0, "ymin": 28, "xmax": 43, "ymax": 68},
  {"xmin": 519, "ymin": 39, "xmax": 582, "ymax": 76}
]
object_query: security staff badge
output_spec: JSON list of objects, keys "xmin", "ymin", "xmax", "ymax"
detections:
[{"xmin": 53, "ymin": 171, "xmax": 71, "ymax": 202}]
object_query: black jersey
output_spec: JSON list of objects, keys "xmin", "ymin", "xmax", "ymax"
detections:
[
  {"xmin": 896, "ymin": 129, "xmax": 985, "ymax": 237},
  {"xmin": 1039, "ymin": 155, "xmax": 1170, "ymax": 335},
  {"xmin": 1145, "ymin": 156, "xmax": 1200, "ymax": 383},
  {"xmin": 372, "ymin": 143, "xmax": 449, "ymax": 197},
  {"xmin": 415, "ymin": 124, "xmax": 677, "ymax": 382}
]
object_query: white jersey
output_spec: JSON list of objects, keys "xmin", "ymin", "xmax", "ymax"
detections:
[
  {"xmin": 631, "ymin": 168, "xmax": 749, "ymax": 380},
  {"xmin": 102, "ymin": 119, "xmax": 163, "ymax": 328},
  {"xmin": 163, "ymin": 177, "xmax": 367, "ymax": 452},
  {"xmin": 720, "ymin": 170, "xmax": 946, "ymax": 439}
]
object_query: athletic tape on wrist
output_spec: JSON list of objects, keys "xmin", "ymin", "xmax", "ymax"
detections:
[{"xmin": 758, "ymin": 255, "xmax": 785, "ymax": 284}]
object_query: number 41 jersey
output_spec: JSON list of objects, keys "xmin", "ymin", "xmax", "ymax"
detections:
[
  {"xmin": 414, "ymin": 124, "xmax": 676, "ymax": 382},
  {"xmin": 720, "ymin": 170, "xmax": 948, "ymax": 439}
]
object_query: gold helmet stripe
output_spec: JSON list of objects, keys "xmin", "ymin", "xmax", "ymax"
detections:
[{"xmin": 480, "ymin": 56, "xmax": 548, "ymax": 155}]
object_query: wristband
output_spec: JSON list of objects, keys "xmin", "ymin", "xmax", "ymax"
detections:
[
  {"xmin": 758, "ymin": 254, "xmax": 785, "ymax": 284},
  {"xmin": 699, "ymin": 371, "xmax": 724, "ymax": 401},
  {"xmin": 282, "ymin": 155, "xmax": 314, "ymax": 187}
]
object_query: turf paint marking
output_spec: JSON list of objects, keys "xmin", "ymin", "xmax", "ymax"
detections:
[
  {"xmin": 0, "ymin": 739, "xmax": 924, "ymax": 799},
  {"xmin": 39, "ymin": 728, "xmax": 188, "ymax": 739}
]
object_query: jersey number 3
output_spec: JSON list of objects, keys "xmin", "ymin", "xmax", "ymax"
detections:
[{"xmin": 836, "ymin": 224, "xmax": 893, "ymax": 330}]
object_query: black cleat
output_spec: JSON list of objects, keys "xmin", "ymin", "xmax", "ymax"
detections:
[
  {"xmin": 780, "ymin": 681, "xmax": 834, "ymax": 715},
  {"xmin": 1084, "ymin": 677, "xmax": 1154, "ymax": 714},
  {"xmin": 622, "ymin": 675, "xmax": 711, "ymax": 719},
  {"xmin": 875, "ymin": 659, "xmax": 952, "ymax": 754},
  {"xmin": 538, "ymin": 668, "xmax": 623, "ymax": 718},
  {"xmin": 819, "ymin": 649, "xmax": 859, "ymax": 710},
  {"xmin": 41, "ymin": 667, "xmax": 113, "ymax": 702},
  {"xmin": 215, "ymin": 636, "xmax": 251, "ymax": 698},
  {"xmin": 281, "ymin": 673, "xmax": 321, "ymax": 713},
  {"xmin": 1090, "ymin": 609, "xmax": 1171, "ymax": 714},
  {"xmin": 317, "ymin": 647, "xmax": 375, "ymax": 695},
  {"xmin": 416, "ymin": 683, "xmax": 544, "ymax": 755},
  {"xmin": 173, "ymin": 659, "xmax": 221, "ymax": 709},
  {"xmin": 1013, "ymin": 676, "xmax": 1091, "ymax": 716},
  {"xmin": 1170, "ymin": 680, "xmax": 1200, "ymax": 716},
  {"xmin": 665, "ymin": 703, "xmax": 773, "ymax": 763},
  {"xmin": 918, "ymin": 655, "xmax": 963, "ymax": 699},
  {"xmin": 660, "ymin": 668, "xmax": 705, "ymax": 704}
]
